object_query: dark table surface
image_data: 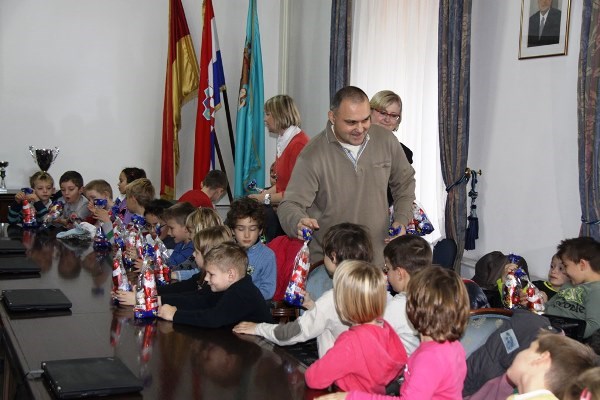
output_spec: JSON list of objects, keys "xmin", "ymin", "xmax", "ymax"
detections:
[{"xmin": 0, "ymin": 230, "xmax": 327, "ymax": 399}]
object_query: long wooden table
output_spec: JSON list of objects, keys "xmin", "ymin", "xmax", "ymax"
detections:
[{"xmin": 0, "ymin": 231, "xmax": 326, "ymax": 399}]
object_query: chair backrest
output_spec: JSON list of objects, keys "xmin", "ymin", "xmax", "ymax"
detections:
[
  {"xmin": 266, "ymin": 236, "xmax": 304, "ymax": 301},
  {"xmin": 460, "ymin": 308, "xmax": 513, "ymax": 358},
  {"xmin": 432, "ymin": 238, "xmax": 457, "ymax": 269}
]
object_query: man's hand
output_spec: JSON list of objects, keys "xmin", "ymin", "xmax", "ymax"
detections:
[
  {"xmin": 157, "ymin": 304, "xmax": 177, "ymax": 321},
  {"xmin": 385, "ymin": 222, "xmax": 406, "ymax": 243},
  {"xmin": 232, "ymin": 321, "xmax": 258, "ymax": 335},
  {"xmin": 296, "ymin": 218, "xmax": 319, "ymax": 240}
]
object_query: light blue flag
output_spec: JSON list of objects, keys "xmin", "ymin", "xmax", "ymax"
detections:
[{"xmin": 234, "ymin": 0, "xmax": 265, "ymax": 197}]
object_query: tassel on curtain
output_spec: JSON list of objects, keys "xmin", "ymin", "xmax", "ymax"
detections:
[
  {"xmin": 438, "ymin": 0, "xmax": 472, "ymax": 273},
  {"xmin": 577, "ymin": 0, "xmax": 600, "ymax": 240},
  {"xmin": 330, "ymin": 0, "xmax": 353, "ymax": 101}
]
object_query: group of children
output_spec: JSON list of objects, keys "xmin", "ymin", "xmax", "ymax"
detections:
[{"xmin": 8, "ymin": 168, "xmax": 600, "ymax": 400}]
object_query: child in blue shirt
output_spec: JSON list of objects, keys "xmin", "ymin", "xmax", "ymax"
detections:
[
  {"xmin": 162, "ymin": 202, "xmax": 197, "ymax": 268},
  {"xmin": 226, "ymin": 197, "xmax": 276, "ymax": 300},
  {"xmin": 170, "ymin": 207, "xmax": 222, "ymax": 281}
]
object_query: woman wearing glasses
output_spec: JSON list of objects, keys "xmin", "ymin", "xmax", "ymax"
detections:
[{"xmin": 370, "ymin": 90, "xmax": 413, "ymax": 164}]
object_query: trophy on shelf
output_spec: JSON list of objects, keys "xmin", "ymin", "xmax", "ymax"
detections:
[
  {"xmin": 0, "ymin": 161, "xmax": 8, "ymax": 192},
  {"xmin": 29, "ymin": 146, "xmax": 60, "ymax": 172}
]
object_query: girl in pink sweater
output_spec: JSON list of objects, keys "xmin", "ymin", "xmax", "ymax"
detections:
[
  {"xmin": 316, "ymin": 265, "xmax": 470, "ymax": 400},
  {"xmin": 305, "ymin": 260, "xmax": 407, "ymax": 394}
]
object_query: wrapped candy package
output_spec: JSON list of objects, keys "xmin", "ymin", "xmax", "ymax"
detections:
[{"xmin": 284, "ymin": 229, "xmax": 312, "ymax": 307}]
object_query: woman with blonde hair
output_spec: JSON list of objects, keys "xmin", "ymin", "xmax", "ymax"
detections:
[
  {"xmin": 370, "ymin": 90, "xmax": 412, "ymax": 164},
  {"xmin": 249, "ymin": 95, "xmax": 309, "ymax": 206}
]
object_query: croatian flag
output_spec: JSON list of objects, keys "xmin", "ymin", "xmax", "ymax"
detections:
[{"xmin": 193, "ymin": 0, "xmax": 226, "ymax": 189}]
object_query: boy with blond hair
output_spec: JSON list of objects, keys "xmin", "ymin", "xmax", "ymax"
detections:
[
  {"xmin": 8, "ymin": 171, "xmax": 56, "ymax": 224},
  {"xmin": 124, "ymin": 178, "xmax": 155, "ymax": 218},
  {"xmin": 162, "ymin": 202, "xmax": 196, "ymax": 268},
  {"xmin": 157, "ymin": 242, "xmax": 272, "ymax": 328}
]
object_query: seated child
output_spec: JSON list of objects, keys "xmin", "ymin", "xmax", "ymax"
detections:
[
  {"xmin": 157, "ymin": 242, "xmax": 273, "ymax": 328},
  {"xmin": 55, "ymin": 170, "xmax": 90, "ymax": 227},
  {"xmin": 499, "ymin": 253, "xmax": 570, "ymax": 303},
  {"xmin": 305, "ymin": 224, "xmax": 357, "ymax": 303},
  {"xmin": 506, "ymin": 332, "xmax": 597, "ymax": 399},
  {"xmin": 320, "ymin": 265, "xmax": 470, "ymax": 400},
  {"xmin": 545, "ymin": 237, "xmax": 600, "ymax": 339},
  {"xmin": 225, "ymin": 197, "xmax": 276, "ymax": 300},
  {"xmin": 115, "ymin": 167, "xmax": 146, "ymax": 224},
  {"xmin": 382, "ymin": 235, "xmax": 431, "ymax": 356},
  {"xmin": 178, "ymin": 169, "xmax": 228, "ymax": 208},
  {"xmin": 305, "ymin": 260, "xmax": 407, "ymax": 394},
  {"xmin": 121, "ymin": 178, "xmax": 155, "ymax": 267},
  {"xmin": 8, "ymin": 171, "xmax": 56, "ymax": 225},
  {"xmin": 122, "ymin": 177, "xmax": 154, "ymax": 219},
  {"xmin": 233, "ymin": 222, "xmax": 373, "ymax": 358},
  {"xmin": 162, "ymin": 202, "xmax": 196, "ymax": 269},
  {"xmin": 115, "ymin": 225, "xmax": 233, "ymax": 305},
  {"xmin": 144, "ymin": 198, "xmax": 176, "ymax": 249},
  {"xmin": 171, "ymin": 207, "xmax": 223, "ymax": 281},
  {"xmin": 84, "ymin": 179, "xmax": 114, "ymax": 235}
]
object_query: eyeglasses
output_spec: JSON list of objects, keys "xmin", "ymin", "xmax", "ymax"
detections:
[
  {"xmin": 374, "ymin": 109, "xmax": 401, "ymax": 121},
  {"xmin": 382, "ymin": 263, "xmax": 389, "ymax": 275}
]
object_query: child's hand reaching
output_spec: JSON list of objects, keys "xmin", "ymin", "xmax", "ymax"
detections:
[
  {"xmin": 302, "ymin": 290, "xmax": 315, "ymax": 310},
  {"xmin": 14, "ymin": 191, "xmax": 26, "ymax": 204},
  {"xmin": 232, "ymin": 322, "xmax": 258, "ymax": 335},
  {"xmin": 115, "ymin": 289, "xmax": 136, "ymax": 306}
]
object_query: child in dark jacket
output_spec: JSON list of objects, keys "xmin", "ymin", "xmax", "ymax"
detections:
[{"xmin": 157, "ymin": 242, "xmax": 272, "ymax": 328}]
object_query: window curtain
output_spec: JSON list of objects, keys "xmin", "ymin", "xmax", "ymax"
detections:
[
  {"xmin": 330, "ymin": 0, "xmax": 353, "ymax": 101},
  {"xmin": 578, "ymin": 0, "xmax": 600, "ymax": 240},
  {"xmin": 438, "ymin": 0, "xmax": 472, "ymax": 272},
  {"xmin": 351, "ymin": 0, "xmax": 443, "ymax": 245}
]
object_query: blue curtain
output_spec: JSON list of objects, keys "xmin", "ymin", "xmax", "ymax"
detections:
[
  {"xmin": 578, "ymin": 0, "xmax": 600, "ymax": 240},
  {"xmin": 438, "ymin": 0, "xmax": 472, "ymax": 272},
  {"xmin": 330, "ymin": 0, "xmax": 352, "ymax": 101}
]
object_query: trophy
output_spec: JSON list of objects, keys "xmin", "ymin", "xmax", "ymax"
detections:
[
  {"xmin": 0, "ymin": 161, "xmax": 8, "ymax": 192},
  {"xmin": 29, "ymin": 146, "xmax": 60, "ymax": 172}
]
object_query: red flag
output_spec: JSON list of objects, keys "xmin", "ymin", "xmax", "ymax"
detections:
[
  {"xmin": 194, "ymin": 0, "xmax": 226, "ymax": 189},
  {"xmin": 160, "ymin": 0, "xmax": 199, "ymax": 199}
]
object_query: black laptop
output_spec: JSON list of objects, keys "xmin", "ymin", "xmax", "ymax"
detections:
[
  {"xmin": 2, "ymin": 288, "xmax": 72, "ymax": 312},
  {"xmin": 0, "ymin": 240, "xmax": 26, "ymax": 254},
  {"xmin": 0, "ymin": 257, "xmax": 41, "ymax": 275},
  {"xmin": 42, "ymin": 357, "xmax": 143, "ymax": 399}
]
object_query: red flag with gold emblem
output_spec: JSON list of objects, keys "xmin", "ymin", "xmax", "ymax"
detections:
[{"xmin": 160, "ymin": 0, "xmax": 199, "ymax": 199}]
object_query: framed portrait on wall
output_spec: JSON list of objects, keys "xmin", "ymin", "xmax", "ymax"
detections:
[{"xmin": 519, "ymin": 0, "xmax": 571, "ymax": 59}]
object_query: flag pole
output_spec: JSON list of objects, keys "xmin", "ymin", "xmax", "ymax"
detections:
[
  {"xmin": 220, "ymin": 88, "xmax": 236, "ymax": 162},
  {"xmin": 212, "ymin": 130, "xmax": 234, "ymax": 202}
]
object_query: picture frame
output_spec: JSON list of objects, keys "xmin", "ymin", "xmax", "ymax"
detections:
[{"xmin": 519, "ymin": 0, "xmax": 571, "ymax": 60}]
